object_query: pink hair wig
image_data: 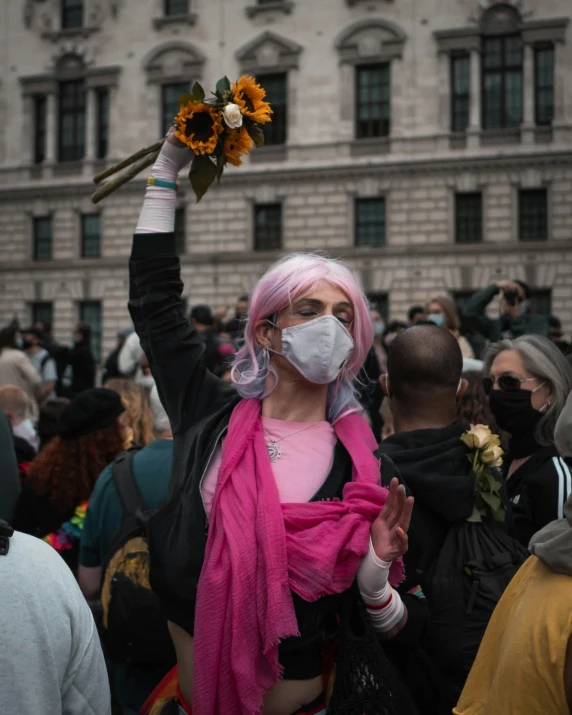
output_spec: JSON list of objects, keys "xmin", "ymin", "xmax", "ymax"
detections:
[{"xmin": 231, "ymin": 253, "xmax": 373, "ymax": 421}]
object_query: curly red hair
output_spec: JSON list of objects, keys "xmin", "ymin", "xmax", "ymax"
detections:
[{"xmin": 25, "ymin": 421, "xmax": 125, "ymax": 513}]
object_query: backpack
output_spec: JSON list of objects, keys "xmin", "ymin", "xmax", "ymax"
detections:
[
  {"xmin": 380, "ymin": 454, "xmax": 528, "ymax": 708},
  {"xmin": 100, "ymin": 451, "xmax": 176, "ymax": 667}
]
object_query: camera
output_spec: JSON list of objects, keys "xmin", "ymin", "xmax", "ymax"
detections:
[{"xmin": 503, "ymin": 291, "xmax": 521, "ymax": 306}]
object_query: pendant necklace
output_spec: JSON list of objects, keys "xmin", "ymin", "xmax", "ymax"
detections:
[{"xmin": 263, "ymin": 421, "xmax": 321, "ymax": 463}]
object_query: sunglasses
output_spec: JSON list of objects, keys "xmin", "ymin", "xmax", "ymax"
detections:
[{"xmin": 483, "ymin": 374, "xmax": 543, "ymax": 395}]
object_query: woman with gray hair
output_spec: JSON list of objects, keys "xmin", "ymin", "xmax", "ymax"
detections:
[{"xmin": 483, "ymin": 334, "xmax": 572, "ymax": 546}]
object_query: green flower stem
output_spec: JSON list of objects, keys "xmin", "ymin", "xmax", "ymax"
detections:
[
  {"xmin": 92, "ymin": 138, "xmax": 166, "ymax": 185},
  {"xmin": 91, "ymin": 149, "xmax": 160, "ymax": 204}
]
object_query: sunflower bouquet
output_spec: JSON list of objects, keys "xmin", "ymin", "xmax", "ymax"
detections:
[{"xmin": 91, "ymin": 75, "xmax": 272, "ymax": 204}]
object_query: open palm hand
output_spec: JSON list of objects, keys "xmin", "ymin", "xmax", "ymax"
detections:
[{"xmin": 371, "ymin": 478, "xmax": 414, "ymax": 563}]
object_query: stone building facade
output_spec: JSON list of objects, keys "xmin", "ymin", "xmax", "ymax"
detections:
[{"xmin": 0, "ymin": 0, "xmax": 571, "ymax": 359}]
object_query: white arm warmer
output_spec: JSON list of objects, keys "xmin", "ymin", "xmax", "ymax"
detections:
[
  {"xmin": 136, "ymin": 141, "xmax": 193, "ymax": 234},
  {"xmin": 357, "ymin": 538, "xmax": 405, "ymax": 633}
]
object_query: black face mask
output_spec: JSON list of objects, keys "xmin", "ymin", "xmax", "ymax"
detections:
[{"xmin": 488, "ymin": 389, "xmax": 545, "ymax": 437}]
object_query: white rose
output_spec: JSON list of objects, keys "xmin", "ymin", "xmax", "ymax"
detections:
[{"xmin": 223, "ymin": 103, "xmax": 243, "ymax": 129}]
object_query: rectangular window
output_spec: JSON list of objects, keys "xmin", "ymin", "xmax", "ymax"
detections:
[
  {"xmin": 31, "ymin": 302, "xmax": 54, "ymax": 330},
  {"xmin": 58, "ymin": 79, "xmax": 85, "ymax": 162},
  {"xmin": 79, "ymin": 301, "xmax": 102, "ymax": 362},
  {"xmin": 519, "ymin": 189, "xmax": 547, "ymax": 242},
  {"xmin": 254, "ymin": 204, "xmax": 282, "ymax": 251},
  {"xmin": 33, "ymin": 217, "xmax": 52, "ymax": 261},
  {"xmin": 61, "ymin": 0, "xmax": 83, "ymax": 29},
  {"xmin": 535, "ymin": 44, "xmax": 554, "ymax": 126},
  {"xmin": 451, "ymin": 53, "xmax": 470, "ymax": 132},
  {"xmin": 81, "ymin": 214, "xmax": 101, "ymax": 258},
  {"xmin": 528, "ymin": 289, "xmax": 551, "ymax": 317},
  {"xmin": 455, "ymin": 192, "xmax": 482, "ymax": 244},
  {"xmin": 95, "ymin": 88, "xmax": 110, "ymax": 159},
  {"xmin": 161, "ymin": 82, "xmax": 190, "ymax": 136},
  {"xmin": 164, "ymin": 0, "xmax": 188, "ymax": 15},
  {"xmin": 174, "ymin": 206, "xmax": 186, "ymax": 254},
  {"xmin": 356, "ymin": 64, "xmax": 390, "ymax": 139},
  {"xmin": 355, "ymin": 198, "xmax": 386, "ymax": 247},
  {"xmin": 260, "ymin": 73, "xmax": 287, "ymax": 146},
  {"xmin": 34, "ymin": 96, "xmax": 47, "ymax": 164},
  {"xmin": 482, "ymin": 35, "xmax": 523, "ymax": 129}
]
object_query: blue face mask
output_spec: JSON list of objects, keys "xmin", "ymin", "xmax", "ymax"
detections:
[
  {"xmin": 16, "ymin": 336, "xmax": 24, "ymax": 349},
  {"xmin": 427, "ymin": 314, "xmax": 446, "ymax": 328}
]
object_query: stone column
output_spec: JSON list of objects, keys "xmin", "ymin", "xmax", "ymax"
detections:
[
  {"xmin": 85, "ymin": 87, "xmax": 96, "ymax": 161},
  {"xmin": 467, "ymin": 47, "xmax": 481, "ymax": 149},
  {"xmin": 45, "ymin": 91, "xmax": 56, "ymax": 164},
  {"xmin": 522, "ymin": 42, "xmax": 535, "ymax": 145},
  {"xmin": 437, "ymin": 51, "xmax": 449, "ymax": 150}
]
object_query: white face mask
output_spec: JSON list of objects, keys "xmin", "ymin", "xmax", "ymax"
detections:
[{"xmin": 268, "ymin": 315, "xmax": 354, "ymax": 384}]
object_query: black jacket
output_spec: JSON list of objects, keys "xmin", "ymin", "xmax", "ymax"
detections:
[
  {"xmin": 507, "ymin": 445, "xmax": 572, "ymax": 546},
  {"xmin": 129, "ymin": 232, "xmax": 357, "ymax": 679},
  {"xmin": 381, "ymin": 422, "xmax": 477, "ymax": 589},
  {"xmin": 68, "ymin": 339, "xmax": 96, "ymax": 395}
]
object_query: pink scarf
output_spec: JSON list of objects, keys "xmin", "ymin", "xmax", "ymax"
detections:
[{"xmin": 192, "ymin": 399, "xmax": 404, "ymax": 715}]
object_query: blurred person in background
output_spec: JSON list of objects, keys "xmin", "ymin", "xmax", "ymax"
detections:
[
  {"xmin": 548, "ymin": 315, "xmax": 570, "ymax": 355},
  {"xmin": 0, "ymin": 385, "xmax": 39, "ymax": 474},
  {"xmin": 484, "ymin": 334, "xmax": 572, "ymax": 546},
  {"xmin": 425, "ymin": 296, "xmax": 475, "ymax": 359},
  {"xmin": 0, "ymin": 408, "xmax": 20, "ymax": 522},
  {"xmin": 12, "ymin": 388, "xmax": 126, "ymax": 571},
  {"xmin": 454, "ymin": 392, "xmax": 572, "ymax": 715},
  {"xmin": 37, "ymin": 397, "xmax": 70, "ymax": 451},
  {"xmin": 371, "ymin": 308, "xmax": 388, "ymax": 372},
  {"xmin": 464, "ymin": 279, "xmax": 548, "ymax": 341},
  {"xmin": 456, "ymin": 371, "xmax": 502, "ymax": 440},
  {"xmin": 33, "ymin": 321, "xmax": 70, "ymax": 398},
  {"xmin": 105, "ymin": 378, "xmax": 155, "ymax": 448},
  {"xmin": 190, "ymin": 304, "xmax": 223, "ymax": 374},
  {"xmin": 79, "ymin": 385, "xmax": 175, "ymax": 715},
  {"xmin": 407, "ymin": 305, "xmax": 426, "ymax": 327},
  {"xmin": 0, "ymin": 325, "xmax": 42, "ymax": 417},
  {"xmin": 21, "ymin": 327, "xmax": 57, "ymax": 402},
  {"xmin": 67, "ymin": 322, "xmax": 96, "ymax": 396},
  {"xmin": 223, "ymin": 294, "xmax": 249, "ymax": 343},
  {"xmin": 102, "ymin": 328, "xmax": 133, "ymax": 384}
]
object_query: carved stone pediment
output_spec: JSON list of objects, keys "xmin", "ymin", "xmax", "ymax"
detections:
[
  {"xmin": 143, "ymin": 42, "xmax": 205, "ymax": 83},
  {"xmin": 236, "ymin": 31, "xmax": 303, "ymax": 73},
  {"xmin": 336, "ymin": 19, "xmax": 407, "ymax": 64}
]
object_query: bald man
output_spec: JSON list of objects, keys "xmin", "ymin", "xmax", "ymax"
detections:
[{"xmin": 379, "ymin": 325, "xmax": 489, "ymax": 714}]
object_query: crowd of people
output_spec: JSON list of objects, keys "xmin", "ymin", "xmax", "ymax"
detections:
[{"xmin": 1, "ymin": 133, "xmax": 572, "ymax": 715}]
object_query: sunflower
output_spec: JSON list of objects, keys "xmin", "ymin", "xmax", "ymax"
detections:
[
  {"xmin": 232, "ymin": 75, "xmax": 273, "ymax": 125},
  {"xmin": 223, "ymin": 127, "xmax": 254, "ymax": 167},
  {"xmin": 174, "ymin": 102, "xmax": 224, "ymax": 155}
]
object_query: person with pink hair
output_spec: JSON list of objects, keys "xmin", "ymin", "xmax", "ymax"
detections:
[{"xmin": 129, "ymin": 133, "xmax": 415, "ymax": 715}]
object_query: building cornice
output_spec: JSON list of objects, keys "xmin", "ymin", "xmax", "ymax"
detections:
[
  {"xmin": 3, "ymin": 240, "xmax": 571, "ymax": 274},
  {"xmin": 1, "ymin": 150, "xmax": 571, "ymax": 201}
]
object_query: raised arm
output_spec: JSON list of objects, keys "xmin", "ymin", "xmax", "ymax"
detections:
[{"xmin": 129, "ymin": 137, "xmax": 235, "ymax": 435}]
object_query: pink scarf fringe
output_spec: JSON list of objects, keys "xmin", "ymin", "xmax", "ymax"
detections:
[{"xmin": 192, "ymin": 399, "xmax": 404, "ymax": 715}]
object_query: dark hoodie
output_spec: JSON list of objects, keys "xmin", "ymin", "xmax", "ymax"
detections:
[{"xmin": 381, "ymin": 422, "xmax": 476, "ymax": 589}]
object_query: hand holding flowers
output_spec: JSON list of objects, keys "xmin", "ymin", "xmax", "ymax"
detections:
[{"xmin": 92, "ymin": 75, "xmax": 272, "ymax": 204}]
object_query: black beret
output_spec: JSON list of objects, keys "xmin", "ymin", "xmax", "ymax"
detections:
[{"xmin": 57, "ymin": 388, "xmax": 125, "ymax": 439}]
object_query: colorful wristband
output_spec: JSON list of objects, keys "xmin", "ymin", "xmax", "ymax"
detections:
[{"xmin": 147, "ymin": 177, "xmax": 178, "ymax": 190}]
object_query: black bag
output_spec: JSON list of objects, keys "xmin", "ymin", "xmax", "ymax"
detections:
[
  {"xmin": 100, "ymin": 451, "xmax": 176, "ymax": 667},
  {"xmin": 422, "ymin": 520, "xmax": 528, "ymax": 702}
]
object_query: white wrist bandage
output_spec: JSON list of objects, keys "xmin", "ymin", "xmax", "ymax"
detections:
[
  {"xmin": 136, "ymin": 141, "xmax": 193, "ymax": 234},
  {"xmin": 357, "ymin": 538, "xmax": 405, "ymax": 633}
]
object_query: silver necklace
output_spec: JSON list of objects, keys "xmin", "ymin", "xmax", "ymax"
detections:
[{"xmin": 263, "ymin": 421, "xmax": 321, "ymax": 463}]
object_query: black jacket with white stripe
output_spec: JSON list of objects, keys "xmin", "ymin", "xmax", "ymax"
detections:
[{"xmin": 507, "ymin": 445, "xmax": 572, "ymax": 547}]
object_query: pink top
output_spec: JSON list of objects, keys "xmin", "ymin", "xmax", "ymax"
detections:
[{"xmin": 201, "ymin": 416, "xmax": 337, "ymax": 517}]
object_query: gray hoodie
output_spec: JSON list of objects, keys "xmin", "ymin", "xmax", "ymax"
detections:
[
  {"xmin": 0, "ymin": 531, "xmax": 111, "ymax": 715},
  {"xmin": 529, "ymin": 391, "xmax": 572, "ymax": 576}
]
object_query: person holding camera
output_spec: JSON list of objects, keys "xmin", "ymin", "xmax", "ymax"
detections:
[{"xmin": 464, "ymin": 279, "xmax": 549, "ymax": 342}]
